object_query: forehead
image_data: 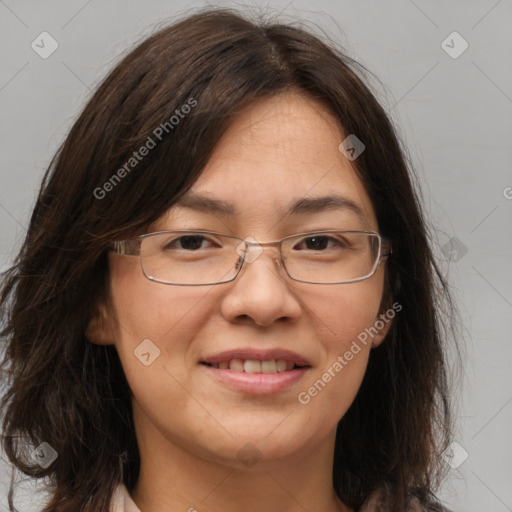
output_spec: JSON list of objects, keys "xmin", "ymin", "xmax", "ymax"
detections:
[{"xmin": 165, "ymin": 91, "xmax": 378, "ymax": 230}]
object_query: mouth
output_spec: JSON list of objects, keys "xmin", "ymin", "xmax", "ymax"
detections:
[
  {"xmin": 199, "ymin": 350, "xmax": 311, "ymax": 394},
  {"xmin": 200, "ymin": 359, "xmax": 310, "ymax": 373}
]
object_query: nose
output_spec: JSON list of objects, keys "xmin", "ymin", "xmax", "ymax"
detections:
[{"xmin": 219, "ymin": 246, "xmax": 302, "ymax": 327}]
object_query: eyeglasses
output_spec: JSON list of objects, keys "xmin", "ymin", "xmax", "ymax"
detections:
[{"xmin": 111, "ymin": 229, "xmax": 392, "ymax": 286}]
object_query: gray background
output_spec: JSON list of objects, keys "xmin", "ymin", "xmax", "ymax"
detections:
[{"xmin": 1, "ymin": 0, "xmax": 511, "ymax": 510}]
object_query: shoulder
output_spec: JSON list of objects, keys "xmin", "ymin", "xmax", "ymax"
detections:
[{"xmin": 360, "ymin": 489, "xmax": 452, "ymax": 512}]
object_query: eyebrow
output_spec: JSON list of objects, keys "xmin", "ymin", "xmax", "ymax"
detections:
[{"xmin": 174, "ymin": 192, "xmax": 369, "ymax": 223}]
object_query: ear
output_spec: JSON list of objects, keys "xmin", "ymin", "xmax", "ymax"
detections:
[
  {"xmin": 370, "ymin": 318, "xmax": 392, "ymax": 348},
  {"xmin": 370, "ymin": 303, "xmax": 398, "ymax": 348},
  {"xmin": 86, "ymin": 301, "xmax": 115, "ymax": 346}
]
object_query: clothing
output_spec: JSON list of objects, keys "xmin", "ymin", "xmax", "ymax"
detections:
[
  {"xmin": 359, "ymin": 490, "xmax": 450, "ymax": 512},
  {"xmin": 109, "ymin": 483, "xmax": 448, "ymax": 511},
  {"xmin": 110, "ymin": 484, "xmax": 141, "ymax": 512},
  {"xmin": 360, "ymin": 493, "xmax": 423, "ymax": 512}
]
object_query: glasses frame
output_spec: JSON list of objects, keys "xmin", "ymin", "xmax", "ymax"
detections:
[{"xmin": 111, "ymin": 229, "xmax": 392, "ymax": 286}]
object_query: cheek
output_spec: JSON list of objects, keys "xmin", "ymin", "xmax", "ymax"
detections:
[
  {"xmin": 300, "ymin": 271, "xmax": 385, "ymax": 347},
  {"xmin": 107, "ymin": 257, "xmax": 215, "ymax": 376},
  {"xmin": 106, "ymin": 267, "xmax": 212, "ymax": 438},
  {"xmin": 295, "ymin": 276, "xmax": 384, "ymax": 420}
]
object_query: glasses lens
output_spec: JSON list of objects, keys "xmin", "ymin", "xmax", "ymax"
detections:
[
  {"xmin": 282, "ymin": 231, "xmax": 381, "ymax": 284},
  {"xmin": 138, "ymin": 231, "xmax": 382, "ymax": 285},
  {"xmin": 140, "ymin": 232, "xmax": 240, "ymax": 285}
]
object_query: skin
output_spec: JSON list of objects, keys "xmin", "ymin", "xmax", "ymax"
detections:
[{"xmin": 87, "ymin": 91, "xmax": 392, "ymax": 512}]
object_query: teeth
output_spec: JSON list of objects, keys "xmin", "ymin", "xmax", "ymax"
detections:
[
  {"xmin": 276, "ymin": 359, "xmax": 287, "ymax": 372},
  {"xmin": 208, "ymin": 358, "xmax": 304, "ymax": 373},
  {"xmin": 244, "ymin": 359, "xmax": 261, "ymax": 373},
  {"xmin": 229, "ymin": 359, "xmax": 244, "ymax": 372},
  {"xmin": 261, "ymin": 360, "xmax": 277, "ymax": 374}
]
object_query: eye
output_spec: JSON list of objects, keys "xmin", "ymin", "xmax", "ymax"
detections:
[
  {"xmin": 163, "ymin": 234, "xmax": 217, "ymax": 251},
  {"xmin": 293, "ymin": 235, "xmax": 346, "ymax": 251}
]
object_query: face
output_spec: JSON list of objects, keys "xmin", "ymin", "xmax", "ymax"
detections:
[{"xmin": 88, "ymin": 91, "xmax": 392, "ymax": 470}]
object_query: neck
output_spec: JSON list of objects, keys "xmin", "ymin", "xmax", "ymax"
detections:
[{"xmin": 129, "ymin": 403, "xmax": 351, "ymax": 512}]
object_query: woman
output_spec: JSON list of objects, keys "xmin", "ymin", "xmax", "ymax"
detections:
[{"xmin": 0, "ymin": 8, "xmax": 457, "ymax": 512}]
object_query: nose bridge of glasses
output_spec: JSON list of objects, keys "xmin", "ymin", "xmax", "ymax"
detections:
[{"xmin": 235, "ymin": 237, "xmax": 282, "ymax": 265}]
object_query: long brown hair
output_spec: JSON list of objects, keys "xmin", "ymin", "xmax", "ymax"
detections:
[{"xmin": 1, "ymin": 8, "xmax": 458, "ymax": 511}]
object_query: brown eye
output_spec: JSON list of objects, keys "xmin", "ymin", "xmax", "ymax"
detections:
[
  {"xmin": 294, "ymin": 236, "xmax": 343, "ymax": 251},
  {"xmin": 176, "ymin": 235, "xmax": 207, "ymax": 250},
  {"xmin": 164, "ymin": 235, "xmax": 211, "ymax": 251}
]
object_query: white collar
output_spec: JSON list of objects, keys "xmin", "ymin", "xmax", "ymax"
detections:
[{"xmin": 110, "ymin": 483, "xmax": 141, "ymax": 512}]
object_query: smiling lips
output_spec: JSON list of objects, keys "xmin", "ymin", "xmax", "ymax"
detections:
[
  {"xmin": 200, "ymin": 349, "xmax": 311, "ymax": 393},
  {"xmin": 202, "ymin": 359, "xmax": 305, "ymax": 373}
]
